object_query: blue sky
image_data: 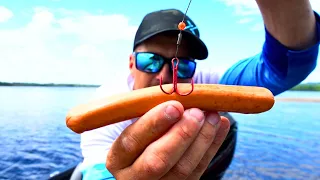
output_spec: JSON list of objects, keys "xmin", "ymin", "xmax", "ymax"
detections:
[{"xmin": 0, "ymin": 0, "xmax": 319, "ymax": 85}]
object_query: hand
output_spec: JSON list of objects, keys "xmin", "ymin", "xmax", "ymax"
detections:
[{"xmin": 106, "ymin": 100, "xmax": 230, "ymax": 180}]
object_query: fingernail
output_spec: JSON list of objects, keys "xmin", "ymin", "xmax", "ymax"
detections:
[
  {"xmin": 206, "ymin": 113, "xmax": 220, "ymax": 125},
  {"xmin": 189, "ymin": 108, "xmax": 204, "ymax": 122},
  {"xmin": 165, "ymin": 105, "xmax": 180, "ymax": 120}
]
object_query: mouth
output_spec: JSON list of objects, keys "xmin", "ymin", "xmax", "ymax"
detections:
[{"xmin": 151, "ymin": 80, "xmax": 172, "ymax": 87}]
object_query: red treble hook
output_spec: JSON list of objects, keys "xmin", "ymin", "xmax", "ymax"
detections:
[{"xmin": 159, "ymin": 57, "xmax": 194, "ymax": 96}]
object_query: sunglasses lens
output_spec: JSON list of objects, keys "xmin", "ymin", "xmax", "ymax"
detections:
[
  {"xmin": 173, "ymin": 59, "xmax": 196, "ymax": 79},
  {"xmin": 136, "ymin": 53, "xmax": 164, "ymax": 73},
  {"xmin": 135, "ymin": 52, "xmax": 196, "ymax": 78}
]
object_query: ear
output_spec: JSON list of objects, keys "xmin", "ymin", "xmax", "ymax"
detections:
[{"xmin": 129, "ymin": 53, "xmax": 134, "ymax": 73}]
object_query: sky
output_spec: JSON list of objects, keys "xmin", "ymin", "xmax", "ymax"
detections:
[{"xmin": 0, "ymin": 0, "xmax": 320, "ymax": 85}]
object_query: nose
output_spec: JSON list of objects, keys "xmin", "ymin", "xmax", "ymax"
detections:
[{"xmin": 155, "ymin": 63, "xmax": 172, "ymax": 84}]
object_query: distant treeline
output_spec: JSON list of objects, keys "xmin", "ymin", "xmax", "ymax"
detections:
[
  {"xmin": 0, "ymin": 82, "xmax": 100, "ymax": 87},
  {"xmin": 1, "ymin": 81, "xmax": 320, "ymax": 91},
  {"xmin": 290, "ymin": 82, "xmax": 320, "ymax": 91}
]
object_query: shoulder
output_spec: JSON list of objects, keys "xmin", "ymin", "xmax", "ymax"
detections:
[
  {"xmin": 92, "ymin": 74, "xmax": 132, "ymax": 100},
  {"xmin": 193, "ymin": 67, "xmax": 221, "ymax": 84}
]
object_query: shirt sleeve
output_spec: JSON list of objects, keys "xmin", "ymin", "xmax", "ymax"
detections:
[
  {"xmin": 82, "ymin": 163, "xmax": 115, "ymax": 180},
  {"xmin": 79, "ymin": 119, "xmax": 132, "ymax": 180},
  {"xmin": 79, "ymin": 83, "xmax": 133, "ymax": 180},
  {"xmin": 218, "ymin": 11, "xmax": 320, "ymax": 96}
]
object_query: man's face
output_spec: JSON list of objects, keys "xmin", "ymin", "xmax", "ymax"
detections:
[{"xmin": 129, "ymin": 33, "xmax": 194, "ymax": 90}]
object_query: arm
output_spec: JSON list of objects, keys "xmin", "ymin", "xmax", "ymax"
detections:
[
  {"xmin": 256, "ymin": 0, "xmax": 317, "ymax": 50},
  {"xmin": 219, "ymin": 3, "xmax": 320, "ymax": 96}
]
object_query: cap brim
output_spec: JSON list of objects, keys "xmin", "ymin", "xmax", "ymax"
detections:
[
  {"xmin": 180, "ymin": 30, "xmax": 208, "ymax": 60},
  {"xmin": 134, "ymin": 29, "xmax": 208, "ymax": 60}
]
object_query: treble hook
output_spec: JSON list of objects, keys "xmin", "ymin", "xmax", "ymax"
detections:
[
  {"xmin": 159, "ymin": 0, "xmax": 194, "ymax": 96},
  {"xmin": 159, "ymin": 57, "xmax": 194, "ymax": 96}
]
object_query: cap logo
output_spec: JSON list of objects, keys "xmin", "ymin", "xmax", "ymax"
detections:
[{"xmin": 184, "ymin": 20, "xmax": 198, "ymax": 35}]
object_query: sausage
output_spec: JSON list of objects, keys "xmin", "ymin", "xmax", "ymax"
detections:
[{"xmin": 66, "ymin": 83, "xmax": 275, "ymax": 134}]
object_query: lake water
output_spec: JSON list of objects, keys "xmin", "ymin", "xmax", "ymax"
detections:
[{"xmin": 0, "ymin": 86, "xmax": 319, "ymax": 180}]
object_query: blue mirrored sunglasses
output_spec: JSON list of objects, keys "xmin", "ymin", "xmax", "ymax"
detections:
[{"xmin": 134, "ymin": 52, "xmax": 197, "ymax": 79}]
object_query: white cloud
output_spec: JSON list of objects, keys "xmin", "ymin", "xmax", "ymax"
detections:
[
  {"xmin": 221, "ymin": 0, "xmax": 259, "ymax": 16},
  {"xmin": 250, "ymin": 23, "xmax": 264, "ymax": 32},
  {"xmin": 0, "ymin": 7, "xmax": 137, "ymax": 84},
  {"xmin": 217, "ymin": 0, "xmax": 262, "ymax": 31},
  {"xmin": 237, "ymin": 17, "xmax": 253, "ymax": 24},
  {"xmin": 72, "ymin": 44, "xmax": 105, "ymax": 59},
  {"xmin": 310, "ymin": 1, "xmax": 320, "ymax": 10},
  {"xmin": 221, "ymin": 0, "xmax": 320, "ymax": 15},
  {"xmin": 0, "ymin": 6, "xmax": 13, "ymax": 23},
  {"xmin": 303, "ymin": 69, "xmax": 320, "ymax": 83},
  {"xmin": 219, "ymin": 0, "xmax": 320, "ymax": 32}
]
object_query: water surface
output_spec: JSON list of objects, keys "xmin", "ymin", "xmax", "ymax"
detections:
[{"xmin": 0, "ymin": 87, "xmax": 319, "ymax": 180}]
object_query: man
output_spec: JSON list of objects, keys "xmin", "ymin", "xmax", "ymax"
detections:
[{"xmin": 80, "ymin": 1, "xmax": 320, "ymax": 179}]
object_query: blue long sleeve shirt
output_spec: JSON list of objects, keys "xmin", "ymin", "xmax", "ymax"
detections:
[{"xmin": 219, "ymin": 12, "xmax": 320, "ymax": 96}]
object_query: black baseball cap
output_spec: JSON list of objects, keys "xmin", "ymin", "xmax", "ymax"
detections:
[{"xmin": 133, "ymin": 8, "xmax": 208, "ymax": 60}]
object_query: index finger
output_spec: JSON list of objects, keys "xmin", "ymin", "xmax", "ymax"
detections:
[{"xmin": 106, "ymin": 100, "xmax": 184, "ymax": 173}]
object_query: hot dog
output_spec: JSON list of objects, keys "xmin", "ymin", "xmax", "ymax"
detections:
[{"xmin": 66, "ymin": 83, "xmax": 275, "ymax": 134}]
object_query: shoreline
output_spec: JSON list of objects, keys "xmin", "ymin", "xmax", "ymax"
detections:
[
  {"xmin": 275, "ymin": 97, "xmax": 320, "ymax": 103},
  {"xmin": 1, "ymin": 82, "xmax": 319, "ymax": 92},
  {"xmin": 0, "ymin": 82, "xmax": 100, "ymax": 88}
]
